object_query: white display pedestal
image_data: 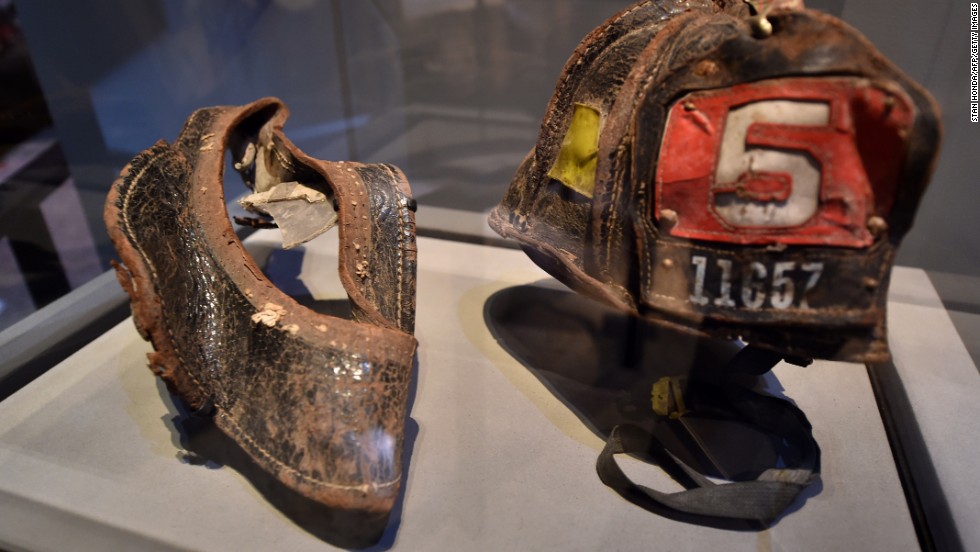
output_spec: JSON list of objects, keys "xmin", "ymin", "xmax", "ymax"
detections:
[{"xmin": 0, "ymin": 232, "xmax": 965, "ymax": 551}]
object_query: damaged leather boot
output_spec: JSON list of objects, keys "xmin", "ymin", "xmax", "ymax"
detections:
[{"xmin": 104, "ymin": 98, "xmax": 418, "ymax": 516}]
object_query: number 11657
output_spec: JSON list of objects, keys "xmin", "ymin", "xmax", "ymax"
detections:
[{"xmin": 689, "ymin": 255, "xmax": 824, "ymax": 310}]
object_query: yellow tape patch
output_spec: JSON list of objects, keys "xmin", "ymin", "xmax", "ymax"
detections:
[
  {"xmin": 548, "ymin": 103, "xmax": 600, "ymax": 198},
  {"xmin": 651, "ymin": 376, "xmax": 688, "ymax": 419}
]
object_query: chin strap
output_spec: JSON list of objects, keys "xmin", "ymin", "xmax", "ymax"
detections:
[{"xmin": 596, "ymin": 346, "xmax": 820, "ymax": 527}]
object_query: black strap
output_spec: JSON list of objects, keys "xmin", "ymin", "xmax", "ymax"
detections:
[
  {"xmin": 598, "ymin": 425, "xmax": 816, "ymax": 525},
  {"xmin": 596, "ymin": 346, "xmax": 819, "ymax": 527}
]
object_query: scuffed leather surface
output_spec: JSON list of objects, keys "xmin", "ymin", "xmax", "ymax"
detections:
[
  {"xmin": 333, "ymin": 163, "xmax": 417, "ymax": 334},
  {"xmin": 104, "ymin": 98, "xmax": 418, "ymax": 513},
  {"xmin": 490, "ymin": 0, "xmax": 941, "ymax": 362}
]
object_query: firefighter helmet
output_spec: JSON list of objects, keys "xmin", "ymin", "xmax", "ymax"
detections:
[{"xmin": 489, "ymin": 0, "xmax": 941, "ymax": 362}]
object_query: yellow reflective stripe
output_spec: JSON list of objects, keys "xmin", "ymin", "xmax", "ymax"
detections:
[{"xmin": 547, "ymin": 103, "xmax": 600, "ymax": 198}]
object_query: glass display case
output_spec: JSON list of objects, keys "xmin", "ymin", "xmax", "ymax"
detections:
[{"xmin": 0, "ymin": 1, "xmax": 976, "ymax": 550}]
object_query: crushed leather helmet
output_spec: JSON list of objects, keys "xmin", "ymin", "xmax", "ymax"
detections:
[
  {"xmin": 489, "ymin": 0, "xmax": 941, "ymax": 362},
  {"xmin": 105, "ymin": 98, "xmax": 418, "ymax": 516}
]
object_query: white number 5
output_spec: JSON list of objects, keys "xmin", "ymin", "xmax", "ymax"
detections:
[{"xmin": 714, "ymin": 101, "xmax": 830, "ymax": 228}]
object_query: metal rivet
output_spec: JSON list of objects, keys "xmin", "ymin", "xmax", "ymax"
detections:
[
  {"xmin": 867, "ymin": 216, "xmax": 888, "ymax": 237},
  {"xmin": 744, "ymin": 0, "xmax": 774, "ymax": 38},
  {"xmin": 660, "ymin": 209, "xmax": 679, "ymax": 228},
  {"xmin": 683, "ymin": 102, "xmax": 697, "ymax": 111},
  {"xmin": 662, "ymin": 258, "xmax": 675, "ymax": 269},
  {"xmin": 883, "ymin": 95, "xmax": 897, "ymax": 118},
  {"xmin": 864, "ymin": 277, "xmax": 880, "ymax": 290},
  {"xmin": 750, "ymin": 15, "xmax": 773, "ymax": 38}
]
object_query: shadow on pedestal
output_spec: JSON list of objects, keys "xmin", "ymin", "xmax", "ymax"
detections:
[{"xmin": 484, "ymin": 283, "xmax": 822, "ymax": 530}]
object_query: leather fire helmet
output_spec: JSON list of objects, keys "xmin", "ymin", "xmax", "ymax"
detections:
[
  {"xmin": 490, "ymin": 0, "xmax": 941, "ymax": 362},
  {"xmin": 105, "ymin": 98, "xmax": 418, "ymax": 519}
]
